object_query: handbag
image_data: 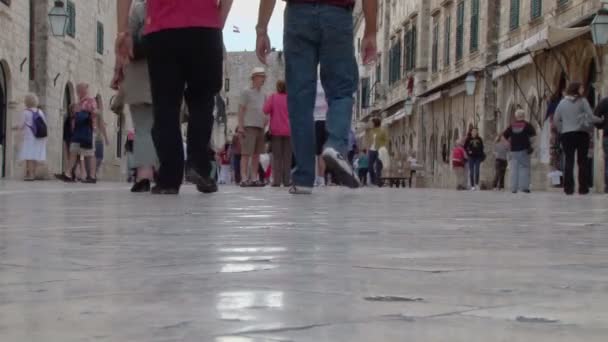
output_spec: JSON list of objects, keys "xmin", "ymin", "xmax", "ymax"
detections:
[{"xmin": 577, "ymin": 99, "xmax": 602, "ymax": 131}]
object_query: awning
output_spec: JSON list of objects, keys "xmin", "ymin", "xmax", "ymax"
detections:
[
  {"xmin": 419, "ymin": 91, "xmax": 443, "ymax": 106},
  {"xmin": 498, "ymin": 25, "xmax": 590, "ymax": 63},
  {"xmin": 492, "ymin": 54, "xmax": 534, "ymax": 80},
  {"xmin": 382, "ymin": 109, "xmax": 406, "ymax": 126}
]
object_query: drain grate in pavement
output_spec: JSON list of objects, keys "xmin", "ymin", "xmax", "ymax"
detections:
[
  {"xmin": 364, "ymin": 296, "xmax": 424, "ymax": 302},
  {"xmin": 516, "ymin": 316, "xmax": 560, "ymax": 324}
]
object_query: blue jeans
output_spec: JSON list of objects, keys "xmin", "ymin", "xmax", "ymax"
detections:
[
  {"xmin": 284, "ymin": 3, "xmax": 357, "ymax": 187},
  {"xmin": 510, "ymin": 151, "xmax": 531, "ymax": 192},
  {"xmin": 469, "ymin": 157, "xmax": 482, "ymax": 187},
  {"xmin": 368, "ymin": 150, "xmax": 382, "ymax": 186}
]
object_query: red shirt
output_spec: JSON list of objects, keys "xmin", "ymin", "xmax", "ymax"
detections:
[
  {"xmin": 286, "ymin": 0, "xmax": 355, "ymax": 8},
  {"xmin": 263, "ymin": 93, "xmax": 291, "ymax": 137},
  {"xmin": 451, "ymin": 146, "xmax": 467, "ymax": 168},
  {"xmin": 145, "ymin": 0, "xmax": 221, "ymax": 34}
]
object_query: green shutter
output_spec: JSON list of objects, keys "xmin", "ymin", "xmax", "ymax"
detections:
[
  {"xmin": 411, "ymin": 25, "xmax": 417, "ymax": 70},
  {"xmin": 396, "ymin": 40, "xmax": 402, "ymax": 81},
  {"xmin": 510, "ymin": 0, "xmax": 520, "ymax": 30},
  {"xmin": 470, "ymin": 0, "xmax": 479, "ymax": 52},
  {"xmin": 558, "ymin": 0, "xmax": 569, "ymax": 7},
  {"xmin": 96, "ymin": 22, "xmax": 104, "ymax": 54},
  {"xmin": 456, "ymin": 2, "xmax": 464, "ymax": 61},
  {"xmin": 444, "ymin": 15, "xmax": 451, "ymax": 66},
  {"xmin": 432, "ymin": 21, "xmax": 439, "ymax": 72},
  {"xmin": 531, "ymin": 0, "xmax": 542, "ymax": 19},
  {"xmin": 66, "ymin": 1, "xmax": 76, "ymax": 37}
]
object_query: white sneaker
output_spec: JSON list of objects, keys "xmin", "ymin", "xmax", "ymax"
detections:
[
  {"xmin": 289, "ymin": 185, "xmax": 313, "ymax": 195},
  {"xmin": 314, "ymin": 176, "xmax": 326, "ymax": 187},
  {"xmin": 470, "ymin": 186, "xmax": 476, "ymax": 191},
  {"xmin": 321, "ymin": 147, "xmax": 360, "ymax": 189}
]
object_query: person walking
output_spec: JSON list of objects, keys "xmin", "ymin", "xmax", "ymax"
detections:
[
  {"xmin": 451, "ymin": 139, "xmax": 468, "ymax": 190},
  {"xmin": 503, "ymin": 109, "xmax": 536, "ymax": 193},
  {"xmin": 368, "ymin": 117, "xmax": 387, "ymax": 186},
  {"xmin": 493, "ymin": 135, "xmax": 509, "ymax": 191},
  {"xmin": 593, "ymin": 95, "xmax": 608, "ymax": 193},
  {"xmin": 554, "ymin": 82, "xmax": 601, "ymax": 195},
  {"xmin": 238, "ymin": 68, "xmax": 268, "ymax": 187},
  {"xmin": 218, "ymin": 144, "xmax": 232, "ymax": 185},
  {"xmin": 116, "ymin": 0, "xmax": 234, "ymax": 195},
  {"xmin": 357, "ymin": 149, "xmax": 369, "ymax": 186},
  {"xmin": 464, "ymin": 128, "xmax": 484, "ymax": 190},
  {"xmin": 256, "ymin": 0, "xmax": 377, "ymax": 194},
  {"xmin": 264, "ymin": 80, "xmax": 292, "ymax": 187},
  {"xmin": 60, "ymin": 83, "xmax": 98, "ymax": 184},
  {"xmin": 111, "ymin": 0, "xmax": 159, "ymax": 193},
  {"xmin": 231, "ymin": 133, "xmax": 242, "ymax": 184},
  {"xmin": 13, "ymin": 94, "xmax": 47, "ymax": 181}
]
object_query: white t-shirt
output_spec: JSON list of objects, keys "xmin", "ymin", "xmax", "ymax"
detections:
[
  {"xmin": 370, "ymin": 134, "xmax": 378, "ymax": 151},
  {"xmin": 313, "ymin": 81, "xmax": 328, "ymax": 122}
]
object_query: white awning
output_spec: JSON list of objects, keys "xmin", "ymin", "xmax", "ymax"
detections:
[
  {"xmin": 419, "ymin": 91, "xmax": 443, "ymax": 106},
  {"xmin": 498, "ymin": 25, "xmax": 590, "ymax": 63},
  {"xmin": 382, "ymin": 109, "xmax": 406, "ymax": 126},
  {"xmin": 492, "ymin": 54, "xmax": 534, "ymax": 80}
]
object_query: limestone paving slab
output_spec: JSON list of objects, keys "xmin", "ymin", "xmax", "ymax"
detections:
[{"xmin": 0, "ymin": 181, "xmax": 608, "ymax": 341}]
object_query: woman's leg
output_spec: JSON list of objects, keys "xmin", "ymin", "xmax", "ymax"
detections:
[
  {"xmin": 283, "ymin": 137, "xmax": 292, "ymax": 186},
  {"xmin": 576, "ymin": 132, "xmax": 590, "ymax": 194},
  {"xmin": 271, "ymin": 137, "xmax": 282, "ymax": 186},
  {"xmin": 131, "ymin": 104, "xmax": 158, "ymax": 181}
]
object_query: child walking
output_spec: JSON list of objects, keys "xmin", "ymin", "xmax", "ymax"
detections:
[{"xmin": 452, "ymin": 139, "xmax": 468, "ymax": 190}]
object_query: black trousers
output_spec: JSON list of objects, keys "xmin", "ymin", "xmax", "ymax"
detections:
[
  {"xmin": 493, "ymin": 159, "xmax": 507, "ymax": 189},
  {"xmin": 561, "ymin": 132, "xmax": 590, "ymax": 194},
  {"xmin": 146, "ymin": 28, "xmax": 223, "ymax": 188}
]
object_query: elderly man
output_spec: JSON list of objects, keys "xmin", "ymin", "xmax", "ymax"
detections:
[
  {"xmin": 256, "ymin": 0, "xmax": 377, "ymax": 194},
  {"xmin": 115, "ymin": 0, "xmax": 233, "ymax": 195},
  {"xmin": 237, "ymin": 67, "xmax": 268, "ymax": 187}
]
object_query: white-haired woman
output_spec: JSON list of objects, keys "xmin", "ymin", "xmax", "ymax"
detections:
[
  {"xmin": 503, "ymin": 108, "xmax": 536, "ymax": 193},
  {"xmin": 12, "ymin": 93, "xmax": 47, "ymax": 181}
]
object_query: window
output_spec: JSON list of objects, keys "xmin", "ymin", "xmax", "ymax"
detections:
[
  {"xmin": 29, "ymin": 0, "xmax": 35, "ymax": 80},
  {"xmin": 456, "ymin": 2, "xmax": 464, "ymax": 61},
  {"xmin": 444, "ymin": 15, "xmax": 451, "ymax": 66},
  {"xmin": 404, "ymin": 25, "xmax": 417, "ymax": 72},
  {"xmin": 361, "ymin": 77, "xmax": 371, "ymax": 108},
  {"xmin": 432, "ymin": 19, "xmax": 439, "ymax": 73},
  {"xmin": 389, "ymin": 40, "xmax": 402, "ymax": 85},
  {"xmin": 558, "ymin": 0, "xmax": 569, "ymax": 7},
  {"xmin": 470, "ymin": 0, "xmax": 479, "ymax": 52},
  {"xmin": 66, "ymin": 1, "xmax": 76, "ymax": 37},
  {"xmin": 531, "ymin": 0, "xmax": 542, "ymax": 19},
  {"xmin": 376, "ymin": 62, "xmax": 381, "ymax": 83},
  {"xmin": 225, "ymin": 78, "xmax": 230, "ymax": 92},
  {"xmin": 96, "ymin": 22, "xmax": 104, "ymax": 54},
  {"xmin": 510, "ymin": 0, "xmax": 520, "ymax": 30}
]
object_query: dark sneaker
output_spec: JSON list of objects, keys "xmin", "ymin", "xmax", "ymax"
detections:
[
  {"xmin": 522, "ymin": 189, "xmax": 531, "ymax": 193},
  {"xmin": 131, "ymin": 179, "xmax": 151, "ymax": 193},
  {"xmin": 252, "ymin": 180, "xmax": 266, "ymax": 187},
  {"xmin": 59, "ymin": 174, "xmax": 76, "ymax": 183},
  {"xmin": 288, "ymin": 185, "xmax": 313, "ymax": 195},
  {"xmin": 82, "ymin": 177, "xmax": 97, "ymax": 184},
  {"xmin": 321, "ymin": 147, "xmax": 360, "ymax": 189},
  {"xmin": 186, "ymin": 167, "xmax": 218, "ymax": 194},
  {"xmin": 151, "ymin": 185, "xmax": 179, "ymax": 195}
]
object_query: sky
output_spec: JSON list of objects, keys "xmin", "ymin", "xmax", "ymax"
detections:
[{"xmin": 223, "ymin": 0, "xmax": 286, "ymax": 52}]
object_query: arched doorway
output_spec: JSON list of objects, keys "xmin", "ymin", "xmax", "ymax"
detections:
[
  {"xmin": 61, "ymin": 84, "xmax": 74, "ymax": 172},
  {"xmin": 0, "ymin": 62, "xmax": 8, "ymax": 177}
]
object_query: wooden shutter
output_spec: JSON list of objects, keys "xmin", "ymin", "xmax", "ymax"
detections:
[
  {"xmin": 456, "ymin": 2, "xmax": 464, "ymax": 61},
  {"xmin": 531, "ymin": 0, "xmax": 542, "ymax": 19},
  {"xmin": 510, "ymin": 0, "xmax": 520, "ymax": 30},
  {"xmin": 470, "ymin": 0, "xmax": 479, "ymax": 52}
]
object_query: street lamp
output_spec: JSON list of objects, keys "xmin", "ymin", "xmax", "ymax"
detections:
[
  {"xmin": 465, "ymin": 72, "xmax": 477, "ymax": 96},
  {"xmin": 48, "ymin": 1, "xmax": 69, "ymax": 37},
  {"xmin": 591, "ymin": 1, "xmax": 608, "ymax": 46},
  {"xmin": 404, "ymin": 97, "xmax": 414, "ymax": 116}
]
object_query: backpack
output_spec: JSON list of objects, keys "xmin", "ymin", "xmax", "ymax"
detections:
[{"xmin": 28, "ymin": 110, "xmax": 48, "ymax": 139}]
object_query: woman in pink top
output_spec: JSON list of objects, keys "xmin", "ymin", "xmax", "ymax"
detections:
[
  {"xmin": 115, "ymin": 0, "xmax": 233, "ymax": 195},
  {"xmin": 264, "ymin": 80, "xmax": 292, "ymax": 187}
]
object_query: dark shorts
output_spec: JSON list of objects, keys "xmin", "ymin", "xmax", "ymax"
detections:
[{"xmin": 315, "ymin": 120, "xmax": 327, "ymax": 156}]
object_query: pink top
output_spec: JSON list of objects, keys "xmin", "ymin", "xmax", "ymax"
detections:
[
  {"xmin": 145, "ymin": 0, "xmax": 222, "ymax": 34},
  {"xmin": 263, "ymin": 93, "xmax": 291, "ymax": 137}
]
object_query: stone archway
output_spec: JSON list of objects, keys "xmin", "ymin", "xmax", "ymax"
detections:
[{"xmin": 0, "ymin": 61, "xmax": 9, "ymax": 178}]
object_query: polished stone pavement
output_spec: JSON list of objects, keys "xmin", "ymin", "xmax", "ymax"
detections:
[{"xmin": 1, "ymin": 181, "xmax": 608, "ymax": 341}]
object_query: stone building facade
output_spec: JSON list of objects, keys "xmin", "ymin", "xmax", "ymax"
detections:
[
  {"xmin": 0, "ymin": 0, "xmax": 122, "ymax": 180},
  {"xmin": 355, "ymin": 0, "xmax": 608, "ymax": 191}
]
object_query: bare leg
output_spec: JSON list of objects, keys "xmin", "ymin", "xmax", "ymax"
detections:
[
  {"xmin": 137, "ymin": 166, "xmax": 155, "ymax": 181},
  {"xmin": 241, "ymin": 155, "xmax": 251, "ymax": 182},
  {"xmin": 251, "ymin": 154, "xmax": 260, "ymax": 182},
  {"xmin": 31, "ymin": 161, "xmax": 37, "ymax": 179},
  {"xmin": 87, "ymin": 157, "xmax": 97, "ymax": 179},
  {"xmin": 64, "ymin": 152, "xmax": 79, "ymax": 178}
]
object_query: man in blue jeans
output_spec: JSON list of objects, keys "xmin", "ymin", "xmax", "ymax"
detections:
[{"xmin": 256, "ymin": 0, "xmax": 377, "ymax": 194}]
